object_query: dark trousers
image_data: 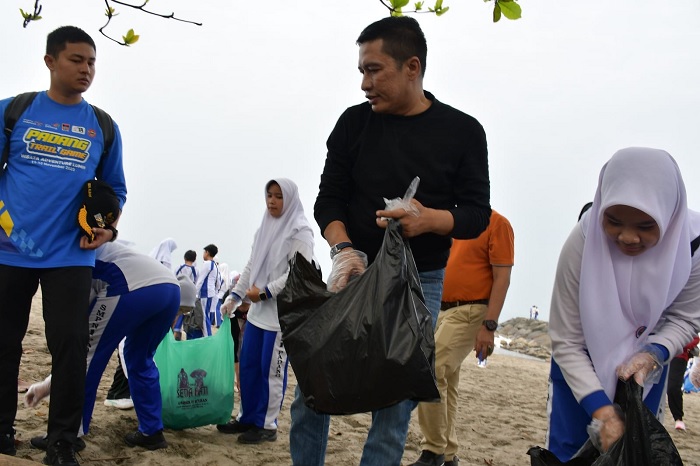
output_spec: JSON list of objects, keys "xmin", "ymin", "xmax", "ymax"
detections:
[
  {"xmin": 667, "ymin": 356, "xmax": 687, "ymax": 421},
  {"xmin": 106, "ymin": 353, "xmax": 131, "ymax": 400},
  {"xmin": 0, "ymin": 265, "xmax": 91, "ymax": 448}
]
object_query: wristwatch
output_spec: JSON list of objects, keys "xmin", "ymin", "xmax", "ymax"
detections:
[
  {"xmin": 482, "ymin": 320, "xmax": 498, "ymax": 332},
  {"xmin": 258, "ymin": 290, "xmax": 268, "ymax": 301},
  {"xmin": 330, "ymin": 241, "xmax": 353, "ymax": 259}
]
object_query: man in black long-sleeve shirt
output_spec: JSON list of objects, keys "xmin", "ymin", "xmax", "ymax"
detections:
[{"xmin": 290, "ymin": 16, "xmax": 491, "ymax": 466}]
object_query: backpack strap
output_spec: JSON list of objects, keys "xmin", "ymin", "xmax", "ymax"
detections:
[
  {"xmin": 90, "ymin": 104, "xmax": 115, "ymax": 180},
  {"xmin": 2, "ymin": 92, "xmax": 39, "ymax": 174},
  {"xmin": 692, "ymin": 235, "xmax": 700, "ymax": 257}
]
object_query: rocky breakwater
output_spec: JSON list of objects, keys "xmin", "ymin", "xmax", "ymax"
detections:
[{"xmin": 496, "ymin": 317, "xmax": 551, "ymax": 360}]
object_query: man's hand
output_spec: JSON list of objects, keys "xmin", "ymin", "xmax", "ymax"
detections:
[
  {"xmin": 221, "ymin": 294, "xmax": 242, "ymax": 317},
  {"xmin": 375, "ymin": 199, "xmax": 454, "ymax": 237},
  {"xmin": 327, "ymin": 249, "xmax": 368, "ymax": 292},
  {"xmin": 474, "ymin": 327, "xmax": 495, "ymax": 361},
  {"xmin": 79, "ymin": 227, "xmax": 115, "ymax": 250}
]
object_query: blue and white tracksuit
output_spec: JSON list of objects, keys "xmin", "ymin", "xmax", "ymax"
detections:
[
  {"xmin": 83, "ymin": 242, "xmax": 179, "ymax": 436},
  {"xmin": 193, "ymin": 260, "xmax": 221, "ymax": 338}
]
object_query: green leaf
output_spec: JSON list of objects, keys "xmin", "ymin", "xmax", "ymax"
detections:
[
  {"xmin": 493, "ymin": 3, "xmax": 502, "ymax": 22},
  {"xmin": 122, "ymin": 28, "xmax": 140, "ymax": 45},
  {"xmin": 435, "ymin": 0, "xmax": 443, "ymax": 9},
  {"xmin": 414, "ymin": 1, "xmax": 424, "ymax": 11},
  {"xmin": 391, "ymin": 0, "xmax": 410, "ymax": 9},
  {"xmin": 499, "ymin": 0, "xmax": 522, "ymax": 20},
  {"xmin": 390, "ymin": 8, "xmax": 403, "ymax": 16},
  {"xmin": 19, "ymin": 8, "xmax": 30, "ymax": 19},
  {"xmin": 436, "ymin": 6, "xmax": 449, "ymax": 16}
]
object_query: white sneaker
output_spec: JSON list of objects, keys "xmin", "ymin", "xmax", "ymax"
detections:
[
  {"xmin": 104, "ymin": 398, "xmax": 134, "ymax": 410},
  {"xmin": 675, "ymin": 420, "xmax": 686, "ymax": 431},
  {"xmin": 477, "ymin": 359, "xmax": 488, "ymax": 368}
]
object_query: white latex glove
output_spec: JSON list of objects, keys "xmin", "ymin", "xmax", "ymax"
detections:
[
  {"xmin": 326, "ymin": 249, "xmax": 368, "ymax": 293},
  {"xmin": 690, "ymin": 358, "xmax": 700, "ymax": 388},
  {"xmin": 588, "ymin": 405, "xmax": 625, "ymax": 453},
  {"xmin": 616, "ymin": 345, "xmax": 664, "ymax": 386},
  {"xmin": 25, "ymin": 375, "xmax": 52, "ymax": 408},
  {"xmin": 221, "ymin": 294, "xmax": 242, "ymax": 317}
]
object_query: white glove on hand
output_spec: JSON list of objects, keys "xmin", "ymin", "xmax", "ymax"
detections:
[
  {"xmin": 327, "ymin": 249, "xmax": 368, "ymax": 293},
  {"xmin": 689, "ymin": 358, "xmax": 700, "ymax": 389},
  {"xmin": 616, "ymin": 345, "xmax": 664, "ymax": 386},
  {"xmin": 25, "ymin": 375, "xmax": 52, "ymax": 408},
  {"xmin": 221, "ymin": 294, "xmax": 242, "ymax": 317},
  {"xmin": 587, "ymin": 405, "xmax": 625, "ymax": 453}
]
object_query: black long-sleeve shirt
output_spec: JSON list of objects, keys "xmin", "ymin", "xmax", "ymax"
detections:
[{"xmin": 314, "ymin": 92, "xmax": 491, "ymax": 272}]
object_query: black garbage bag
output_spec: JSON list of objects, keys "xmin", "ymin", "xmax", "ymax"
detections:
[
  {"xmin": 277, "ymin": 220, "xmax": 439, "ymax": 415},
  {"xmin": 527, "ymin": 379, "xmax": 683, "ymax": 466}
]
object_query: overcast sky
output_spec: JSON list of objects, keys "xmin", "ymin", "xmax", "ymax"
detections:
[{"xmin": 2, "ymin": 0, "xmax": 699, "ymax": 321}]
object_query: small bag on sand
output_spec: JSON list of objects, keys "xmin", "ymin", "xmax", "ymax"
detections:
[{"xmin": 154, "ymin": 316, "xmax": 234, "ymax": 429}]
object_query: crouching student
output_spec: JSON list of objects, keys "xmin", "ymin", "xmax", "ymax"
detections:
[
  {"xmin": 26, "ymin": 241, "xmax": 187, "ymax": 451},
  {"xmin": 547, "ymin": 148, "xmax": 700, "ymax": 461}
]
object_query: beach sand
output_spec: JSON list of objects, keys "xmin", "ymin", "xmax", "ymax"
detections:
[{"xmin": 10, "ymin": 292, "xmax": 700, "ymax": 465}]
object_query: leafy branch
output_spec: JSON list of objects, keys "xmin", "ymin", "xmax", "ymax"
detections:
[
  {"xmin": 19, "ymin": 0, "xmax": 202, "ymax": 46},
  {"xmin": 379, "ymin": 0, "xmax": 522, "ymax": 22}
]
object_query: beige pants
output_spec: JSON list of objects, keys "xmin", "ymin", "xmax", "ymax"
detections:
[{"xmin": 417, "ymin": 303, "xmax": 488, "ymax": 459}]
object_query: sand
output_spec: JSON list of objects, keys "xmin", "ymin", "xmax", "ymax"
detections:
[{"xmin": 9, "ymin": 291, "xmax": 700, "ymax": 465}]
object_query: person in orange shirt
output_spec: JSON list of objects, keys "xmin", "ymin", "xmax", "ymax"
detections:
[{"xmin": 410, "ymin": 210, "xmax": 514, "ymax": 466}]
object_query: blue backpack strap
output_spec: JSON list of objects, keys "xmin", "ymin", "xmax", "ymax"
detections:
[
  {"xmin": 692, "ymin": 235, "xmax": 700, "ymax": 257},
  {"xmin": 2, "ymin": 92, "xmax": 39, "ymax": 174}
]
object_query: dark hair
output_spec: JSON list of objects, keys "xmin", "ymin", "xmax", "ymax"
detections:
[
  {"xmin": 357, "ymin": 16, "xmax": 427, "ymax": 77},
  {"xmin": 184, "ymin": 250, "xmax": 197, "ymax": 262},
  {"xmin": 46, "ymin": 26, "xmax": 96, "ymax": 58},
  {"xmin": 265, "ymin": 179, "xmax": 280, "ymax": 192},
  {"xmin": 203, "ymin": 244, "xmax": 218, "ymax": 257}
]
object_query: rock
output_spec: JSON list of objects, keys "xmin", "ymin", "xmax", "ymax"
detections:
[{"xmin": 497, "ymin": 317, "xmax": 552, "ymax": 360}]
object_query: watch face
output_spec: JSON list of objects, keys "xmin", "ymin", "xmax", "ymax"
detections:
[{"xmin": 484, "ymin": 320, "xmax": 498, "ymax": 331}]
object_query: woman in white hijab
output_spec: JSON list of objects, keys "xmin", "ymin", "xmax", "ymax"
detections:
[
  {"xmin": 546, "ymin": 147, "xmax": 700, "ymax": 461},
  {"xmin": 148, "ymin": 237, "xmax": 177, "ymax": 271},
  {"xmin": 216, "ymin": 178, "xmax": 315, "ymax": 444}
]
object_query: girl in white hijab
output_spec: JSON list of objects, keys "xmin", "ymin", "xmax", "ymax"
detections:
[
  {"xmin": 546, "ymin": 147, "xmax": 700, "ymax": 461},
  {"xmin": 217, "ymin": 178, "xmax": 315, "ymax": 444},
  {"xmin": 148, "ymin": 237, "xmax": 177, "ymax": 271}
]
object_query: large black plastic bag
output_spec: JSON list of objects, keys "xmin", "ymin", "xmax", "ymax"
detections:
[
  {"xmin": 527, "ymin": 379, "xmax": 683, "ymax": 466},
  {"xmin": 277, "ymin": 220, "xmax": 439, "ymax": 414}
]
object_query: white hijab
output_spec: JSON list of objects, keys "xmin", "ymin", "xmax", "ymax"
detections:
[
  {"xmin": 579, "ymin": 147, "xmax": 700, "ymax": 401},
  {"xmin": 248, "ymin": 178, "xmax": 314, "ymax": 287},
  {"xmin": 148, "ymin": 237, "xmax": 177, "ymax": 270}
]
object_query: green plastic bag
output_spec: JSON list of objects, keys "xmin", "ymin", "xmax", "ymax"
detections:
[{"xmin": 154, "ymin": 315, "xmax": 235, "ymax": 429}]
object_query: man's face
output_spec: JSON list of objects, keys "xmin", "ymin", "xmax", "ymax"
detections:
[
  {"xmin": 45, "ymin": 42, "xmax": 96, "ymax": 96},
  {"xmin": 203, "ymin": 250, "xmax": 211, "ymax": 261},
  {"xmin": 358, "ymin": 39, "xmax": 414, "ymax": 115}
]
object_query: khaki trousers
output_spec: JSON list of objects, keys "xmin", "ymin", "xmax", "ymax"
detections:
[{"xmin": 417, "ymin": 303, "xmax": 488, "ymax": 459}]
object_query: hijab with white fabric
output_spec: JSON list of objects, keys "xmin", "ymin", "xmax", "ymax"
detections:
[
  {"xmin": 148, "ymin": 237, "xmax": 177, "ymax": 271},
  {"xmin": 248, "ymin": 178, "xmax": 314, "ymax": 288},
  {"xmin": 579, "ymin": 147, "xmax": 700, "ymax": 401}
]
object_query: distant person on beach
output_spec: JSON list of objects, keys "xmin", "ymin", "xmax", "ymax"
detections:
[
  {"xmin": 667, "ymin": 336, "xmax": 700, "ymax": 431},
  {"xmin": 530, "ymin": 305, "xmax": 537, "ymax": 319},
  {"xmin": 173, "ymin": 250, "xmax": 198, "ymax": 339},
  {"xmin": 291, "ymin": 15, "xmax": 491, "ymax": 466},
  {"xmin": 411, "ymin": 210, "xmax": 513, "ymax": 466},
  {"xmin": 0, "ymin": 26, "xmax": 126, "ymax": 464},
  {"xmin": 192, "ymin": 244, "xmax": 221, "ymax": 339},
  {"xmin": 25, "ymin": 241, "xmax": 182, "ymax": 451},
  {"xmin": 217, "ymin": 178, "xmax": 315, "ymax": 445},
  {"xmin": 533, "ymin": 308, "xmax": 539, "ymax": 320},
  {"xmin": 547, "ymin": 148, "xmax": 700, "ymax": 462}
]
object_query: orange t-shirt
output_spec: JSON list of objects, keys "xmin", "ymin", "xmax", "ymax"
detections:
[{"xmin": 441, "ymin": 210, "xmax": 514, "ymax": 302}]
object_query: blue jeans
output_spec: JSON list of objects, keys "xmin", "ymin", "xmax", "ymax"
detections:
[{"xmin": 289, "ymin": 269, "xmax": 444, "ymax": 466}]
